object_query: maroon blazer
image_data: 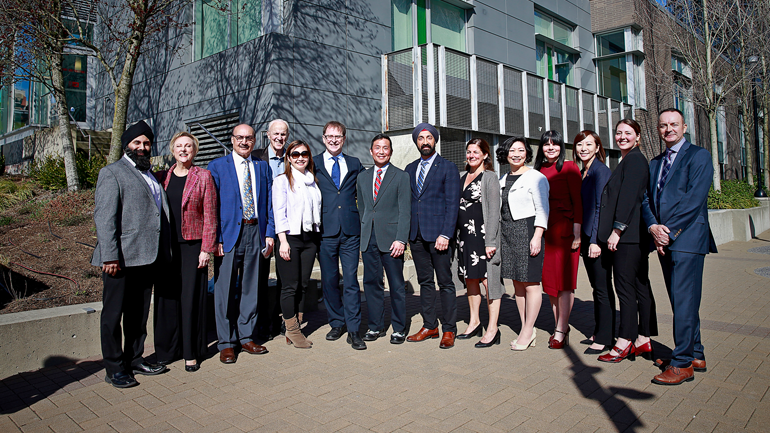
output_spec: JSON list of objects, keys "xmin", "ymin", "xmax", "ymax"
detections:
[{"xmin": 157, "ymin": 164, "xmax": 218, "ymax": 253}]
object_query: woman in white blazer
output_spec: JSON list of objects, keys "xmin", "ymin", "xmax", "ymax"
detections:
[{"xmin": 496, "ymin": 137, "xmax": 549, "ymax": 351}]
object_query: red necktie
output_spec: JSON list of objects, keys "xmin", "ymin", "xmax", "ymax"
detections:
[{"xmin": 374, "ymin": 169, "xmax": 382, "ymax": 200}]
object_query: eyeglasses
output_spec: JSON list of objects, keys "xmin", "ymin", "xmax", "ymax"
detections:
[
  {"xmin": 232, "ymin": 135, "xmax": 255, "ymax": 143},
  {"xmin": 289, "ymin": 151, "xmax": 310, "ymax": 158},
  {"xmin": 323, "ymin": 134, "xmax": 344, "ymax": 141}
]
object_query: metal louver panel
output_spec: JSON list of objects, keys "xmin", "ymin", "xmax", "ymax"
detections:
[
  {"xmin": 597, "ymin": 98, "xmax": 610, "ymax": 148},
  {"xmin": 566, "ymin": 86, "xmax": 580, "ymax": 141},
  {"xmin": 548, "ymin": 81, "xmax": 562, "ymax": 135},
  {"xmin": 439, "ymin": 128, "xmax": 468, "ymax": 172},
  {"xmin": 187, "ymin": 113, "xmax": 240, "ymax": 169},
  {"xmin": 527, "ymin": 75, "xmax": 544, "ymax": 139},
  {"xmin": 476, "ymin": 59, "xmax": 499, "ymax": 133},
  {"xmin": 387, "ymin": 50, "xmax": 414, "ymax": 131},
  {"xmin": 445, "ymin": 50, "xmax": 471, "ymax": 130},
  {"xmin": 503, "ymin": 67, "xmax": 524, "ymax": 136},
  {"xmin": 611, "ymin": 100, "xmax": 621, "ymax": 130},
  {"xmin": 582, "ymin": 92, "xmax": 595, "ymax": 134},
  {"xmin": 62, "ymin": 0, "xmax": 96, "ymax": 21}
]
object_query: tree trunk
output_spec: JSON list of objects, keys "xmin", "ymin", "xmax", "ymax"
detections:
[
  {"xmin": 763, "ymin": 55, "xmax": 770, "ymax": 192},
  {"xmin": 703, "ymin": 0, "xmax": 721, "ymax": 191},
  {"xmin": 49, "ymin": 52, "xmax": 80, "ymax": 191},
  {"xmin": 741, "ymin": 102, "xmax": 754, "ymax": 185}
]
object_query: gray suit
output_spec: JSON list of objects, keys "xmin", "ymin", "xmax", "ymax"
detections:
[
  {"xmin": 357, "ymin": 165, "xmax": 411, "ymax": 333},
  {"xmin": 92, "ymin": 156, "xmax": 171, "ymax": 377}
]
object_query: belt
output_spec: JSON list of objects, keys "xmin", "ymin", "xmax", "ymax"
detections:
[{"xmin": 242, "ymin": 218, "xmax": 258, "ymax": 225}]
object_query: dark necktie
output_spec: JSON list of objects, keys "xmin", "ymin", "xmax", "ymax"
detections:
[
  {"xmin": 332, "ymin": 155, "xmax": 341, "ymax": 189},
  {"xmin": 656, "ymin": 148, "xmax": 675, "ymax": 204},
  {"xmin": 417, "ymin": 160, "xmax": 428, "ymax": 194}
]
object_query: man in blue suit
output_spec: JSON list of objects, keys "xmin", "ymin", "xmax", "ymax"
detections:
[
  {"xmin": 313, "ymin": 121, "xmax": 366, "ymax": 350},
  {"xmin": 209, "ymin": 124, "xmax": 275, "ymax": 363},
  {"xmin": 405, "ymin": 123, "xmax": 461, "ymax": 349},
  {"xmin": 642, "ymin": 109, "xmax": 717, "ymax": 385}
]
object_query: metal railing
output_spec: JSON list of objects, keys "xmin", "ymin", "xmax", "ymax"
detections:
[
  {"xmin": 382, "ymin": 44, "xmax": 634, "ymax": 150},
  {"xmin": 195, "ymin": 122, "xmax": 230, "ymax": 154}
]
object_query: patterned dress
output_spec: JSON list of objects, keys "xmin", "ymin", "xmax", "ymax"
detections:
[
  {"xmin": 457, "ymin": 174, "xmax": 487, "ymax": 280},
  {"xmin": 500, "ymin": 174, "xmax": 543, "ymax": 282}
]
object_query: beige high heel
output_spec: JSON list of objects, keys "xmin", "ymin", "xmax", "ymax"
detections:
[
  {"xmin": 511, "ymin": 328, "xmax": 537, "ymax": 351},
  {"xmin": 284, "ymin": 315, "xmax": 312, "ymax": 348}
]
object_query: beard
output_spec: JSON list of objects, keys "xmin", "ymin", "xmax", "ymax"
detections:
[
  {"xmin": 419, "ymin": 144, "xmax": 435, "ymax": 157},
  {"xmin": 126, "ymin": 148, "xmax": 152, "ymax": 171}
]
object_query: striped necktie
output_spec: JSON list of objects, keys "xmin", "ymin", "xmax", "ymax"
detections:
[
  {"xmin": 656, "ymin": 148, "xmax": 675, "ymax": 204},
  {"xmin": 417, "ymin": 160, "xmax": 428, "ymax": 194},
  {"xmin": 374, "ymin": 169, "xmax": 382, "ymax": 201}
]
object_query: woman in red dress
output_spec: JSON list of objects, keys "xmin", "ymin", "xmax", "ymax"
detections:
[{"xmin": 534, "ymin": 130, "xmax": 582, "ymax": 349}]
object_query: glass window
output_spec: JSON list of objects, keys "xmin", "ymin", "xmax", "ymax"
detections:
[
  {"xmin": 392, "ymin": 0, "xmax": 413, "ymax": 51},
  {"xmin": 195, "ymin": 0, "xmax": 262, "ymax": 61},
  {"xmin": 597, "ymin": 57, "xmax": 627, "ymax": 102},
  {"xmin": 32, "ymin": 80, "xmax": 51, "ymax": 125},
  {"xmin": 431, "ymin": 0, "xmax": 465, "ymax": 52},
  {"xmin": 237, "ymin": 0, "xmax": 262, "ymax": 46},
  {"xmin": 63, "ymin": 18, "xmax": 94, "ymax": 45},
  {"xmin": 553, "ymin": 20, "xmax": 572, "ymax": 46},
  {"xmin": 537, "ymin": 40, "xmax": 574, "ymax": 85},
  {"xmin": 534, "ymin": 11, "xmax": 550, "ymax": 37},
  {"xmin": 63, "ymin": 55, "xmax": 87, "ymax": 122},
  {"xmin": 534, "ymin": 10, "xmax": 572, "ymax": 47},
  {"xmin": 673, "ymin": 79, "xmax": 691, "ymax": 141},
  {"xmin": 0, "ymin": 87, "xmax": 7, "ymax": 135},
  {"xmin": 13, "ymin": 80, "xmax": 30, "ymax": 130},
  {"xmin": 596, "ymin": 31, "xmax": 625, "ymax": 57},
  {"xmin": 671, "ymin": 55, "xmax": 690, "ymax": 77}
]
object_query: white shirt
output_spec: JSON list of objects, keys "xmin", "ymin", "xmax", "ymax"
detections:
[
  {"xmin": 232, "ymin": 152, "xmax": 258, "ymax": 219},
  {"xmin": 123, "ymin": 154, "xmax": 162, "ymax": 212},
  {"xmin": 372, "ymin": 163, "xmax": 390, "ymax": 199},
  {"xmin": 323, "ymin": 151, "xmax": 348, "ymax": 186}
]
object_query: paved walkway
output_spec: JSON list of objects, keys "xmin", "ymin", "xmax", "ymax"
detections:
[{"xmin": 2, "ymin": 232, "xmax": 770, "ymax": 432}]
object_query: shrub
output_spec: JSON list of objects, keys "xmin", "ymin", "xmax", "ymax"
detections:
[
  {"xmin": 41, "ymin": 190, "xmax": 95, "ymax": 225},
  {"xmin": 708, "ymin": 180, "xmax": 761, "ymax": 209},
  {"xmin": 30, "ymin": 153, "xmax": 107, "ymax": 190},
  {"xmin": 0, "ymin": 179, "xmax": 34, "ymax": 211}
]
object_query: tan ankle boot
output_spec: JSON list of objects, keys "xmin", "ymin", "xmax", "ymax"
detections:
[
  {"xmin": 284, "ymin": 315, "xmax": 312, "ymax": 348},
  {"xmin": 297, "ymin": 312, "xmax": 303, "ymax": 325}
]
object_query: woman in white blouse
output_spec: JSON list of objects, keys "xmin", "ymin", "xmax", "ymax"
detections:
[
  {"xmin": 496, "ymin": 137, "xmax": 550, "ymax": 351},
  {"xmin": 272, "ymin": 140, "xmax": 322, "ymax": 349}
]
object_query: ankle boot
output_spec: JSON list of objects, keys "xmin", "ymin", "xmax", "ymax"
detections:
[
  {"xmin": 284, "ymin": 315, "xmax": 312, "ymax": 349},
  {"xmin": 297, "ymin": 312, "xmax": 304, "ymax": 326}
]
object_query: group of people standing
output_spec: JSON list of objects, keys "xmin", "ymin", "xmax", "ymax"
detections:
[{"xmin": 92, "ymin": 107, "xmax": 714, "ymax": 389}]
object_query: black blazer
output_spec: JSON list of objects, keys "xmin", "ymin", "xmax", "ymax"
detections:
[
  {"xmin": 598, "ymin": 147, "xmax": 649, "ymax": 244},
  {"xmin": 581, "ymin": 160, "xmax": 612, "ymax": 244},
  {"xmin": 313, "ymin": 153, "xmax": 363, "ymax": 238}
]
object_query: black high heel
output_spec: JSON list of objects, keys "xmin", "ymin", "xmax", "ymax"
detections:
[
  {"xmin": 457, "ymin": 325, "xmax": 483, "ymax": 340},
  {"xmin": 474, "ymin": 330, "xmax": 501, "ymax": 348}
]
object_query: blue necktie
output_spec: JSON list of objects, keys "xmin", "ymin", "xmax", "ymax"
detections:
[
  {"xmin": 417, "ymin": 160, "xmax": 428, "ymax": 194},
  {"xmin": 656, "ymin": 148, "xmax": 674, "ymax": 205},
  {"xmin": 332, "ymin": 155, "xmax": 341, "ymax": 189}
]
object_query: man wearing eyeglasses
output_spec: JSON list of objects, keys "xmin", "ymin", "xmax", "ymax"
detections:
[
  {"xmin": 313, "ymin": 121, "xmax": 366, "ymax": 350},
  {"xmin": 209, "ymin": 124, "xmax": 275, "ymax": 364}
]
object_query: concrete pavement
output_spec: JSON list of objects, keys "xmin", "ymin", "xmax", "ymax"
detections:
[{"xmin": 1, "ymin": 231, "xmax": 770, "ymax": 432}]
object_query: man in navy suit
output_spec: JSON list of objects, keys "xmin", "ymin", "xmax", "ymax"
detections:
[
  {"xmin": 405, "ymin": 123, "xmax": 461, "ymax": 349},
  {"xmin": 313, "ymin": 121, "xmax": 366, "ymax": 350},
  {"xmin": 209, "ymin": 124, "xmax": 275, "ymax": 363},
  {"xmin": 642, "ymin": 109, "xmax": 717, "ymax": 385}
]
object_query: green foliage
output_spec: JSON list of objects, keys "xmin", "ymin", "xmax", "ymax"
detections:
[
  {"xmin": 30, "ymin": 153, "xmax": 107, "ymax": 190},
  {"xmin": 0, "ymin": 216, "xmax": 13, "ymax": 226},
  {"xmin": 708, "ymin": 180, "xmax": 762, "ymax": 209},
  {"xmin": 0, "ymin": 179, "xmax": 34, "ymax": 211}
]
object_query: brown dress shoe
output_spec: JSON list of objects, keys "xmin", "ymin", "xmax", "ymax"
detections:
[
  {"xmin": 654, "ymin": 358, "xmax": 706, "ymax": 372},
  {"xmin": 439, "ymin": 332, "xmax": 456, "ymax": 349},
  {"xmin": 241, "ymin": 341, "xmax": 269, "ymax": 355},
  {"xmin": 220, "ymin": 348, "xmax": 236, "ymax": 364},
  {"xmin": 652, "ymin": 365, "xmax": 694, "ymax": 385},
  {"xmin": 407, "ymin": 327, "xmax": 439, "ymax": 342}
]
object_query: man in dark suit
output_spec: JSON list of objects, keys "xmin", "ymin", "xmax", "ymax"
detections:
[
  {"xmin": 313, "ymin": 121, "xmax": 366, "ymax": 350},
  {"xmin": 357, "ymin": 134, "xmax": 412, "ymax": 344},
  {"xmin": 209, "ymin": 124, "xmax": 274, "ymax": 364},
  {"xmin": 405, "ymin": 123, "xmax": 461, "ymax": 349},
  {"xmin": 252, "ymin": 119, "xmax": 289, "ymax": 340},
  {"xmin": 92, "ymin": 120, "xmax": 170, "ymax": 388},
  {"xmin": 642, "ymin": 108, "xmax": 717, "ymax": 385}
]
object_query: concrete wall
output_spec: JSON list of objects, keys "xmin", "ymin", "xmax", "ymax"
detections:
[{"xmin": 709, "ymin": 198, "xmax": 770, "ymax": 246}]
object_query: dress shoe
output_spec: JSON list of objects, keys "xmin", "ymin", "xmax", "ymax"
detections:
[
  {"xmin": 652, "ymin": 365, "xmax": 695, "ymax": 385},
  {"xmin": 633, "ymin": 341, "xmax": 654, "ymax": 360},
  {"xmin": 390, "ymin": 331, "xmax": 406, "ymax": 344},
  {"xmin": 104, "ymin": 371, "xmax": 138, "ymax": 388},
  {"xmin": 598, "ymin": 343, "xmax": 635, "ymax": 363},
  {"xmin": 326, "ymin": 326, "xmax": 347, "ymax": 341},
  {"xmin": 579, "ymin": 337, "xmax": 594, "ymax": 345},
  {"xmin": 474, "ymin": 330, "xmax": 501, "ymax": 348},
  {"xmin": 241, "ymin": 341, "xmax": 269, "ymax": 355},
  {"xmin": 184, "ymin": 363, "xmax": 200, "ymax": 372},
  {"xmin": 584, "ymin": 345, "xmax": 608, "ymax": 355},
  {"xmin": 347, "ymin": 332, "xmax": 367, "ymax": 350},
  {"xmin": 511, "ymin": 329, "xmax": 537, "ymax": 351},
  {"xmin": 132, "ymin": 362, "xmax": 167, "ymax": 376},
  {"xmin": 219, "ymin": 348, "xmax": 236, "ymax": 364},
  {"xmin": 655, "ymin": 358, "xmax": 706, "ymax": 372},
  {"xmin": 439, "ymin": 332, "xmax": 456, "ymax": 349},
  {"xmin": 456, "ymin": 325, "xmax": 483, "ymax": 340},
  {"xmin": 407, "ymin": 327, "xmax": 440, "ymax": 342},
  {"xmin": 363, "ymin": 329, "xmax": 386, "ymax": 341},
  {"xmin": 548, "ymin": 328, "xmax": 570, "ymax": 349},
  {"xmin": 157, "ymin": 358, "xmax": 178, "ymax": 366}
]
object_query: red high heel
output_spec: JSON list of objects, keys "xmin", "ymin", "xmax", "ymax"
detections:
[
  {"xmin": 598, "ymin": 343, "xmax": 635, "ymax": 363},
  {"xmin": 548, "ymin": 328, "xmax": 570, "ymax": 349},
  {"xmin": 633, "ymin": 341, "xmax": 653, "ymax": 360}
]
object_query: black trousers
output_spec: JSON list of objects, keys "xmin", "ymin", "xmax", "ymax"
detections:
[
  {"xmin": 257, "ymin": 253, "xmax": 282, "ymax": 334},
  {"xmin": 410, "ymin": 234, "xmax": 457, "ymax": 333},
  {"xmin": 613, "ymin": 242, "xmax": 657, "ymax": 341},
  {"xmin": 275, "ymin": 232, "xmax": 319, "ymax": 319},
  {"xmin": 101, "ymin": 262, "xmax": 155, "ymax": 377},
  {"xmin": 580, "ymin": 233, "xmax": 616, "ymax": 346},
  {"xmin": 154, "ymin": 240, "xmax": 208, "ymax": 363}
]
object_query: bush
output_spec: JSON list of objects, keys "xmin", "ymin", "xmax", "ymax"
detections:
[
  {"xmin": 30, "ymin": 154, "xmax": 107, "ymax": 190},
  {"xmin": 708, "ymin": 180, "xmax": 761, "ymax": 209},
  {"xmin": 0, "ymin": 179, "xmax": 34, "ymax": 211}
]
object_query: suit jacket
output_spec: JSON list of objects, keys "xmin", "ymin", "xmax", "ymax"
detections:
[
  {"xmin": 500, "ymin": 169, "xmax": 550, "ymax": 229},
  {"xmin": 91, "ymin": 157, "xmax": 171, "ymax": 267},
  {"xmin": 313, "ymin": 153, "xmax": 362, "ymax": 237},
  {"xmin": 356, "ymin": 165, "xmax": 411, "ymax": 252},
  {"xmin": 405, "ymin": 154, "xmax": 461, "ymax": 242},
  {"xmin": 208, "ymin": 154, "xmax": 275, "ymax": 253},
  {"xmin": 157, "ymin": 164, "xmax": 218, "ymax": 253},
  {"xmin": 580, "ymin": 160, "xmax": 611, "ymax": 244},
  {"xmin": 251, "ymin": 147, "xmax": 270, "ymax": 162},
  {"xmin": 598, "ymin": 147, "xmax": 649, "ymax": 244},
  {"xmin": 641, "ymin": 140, "xmax": 717, "ymax": 254}
]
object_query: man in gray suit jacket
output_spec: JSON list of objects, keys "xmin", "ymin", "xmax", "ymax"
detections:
[
  {"xmin": 356, "ymin": 134, "xmax": 412, "ymax": 344},
  {"xmin": 92, "ymin": 121, "xmax": 170, "ymax": 388}
]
